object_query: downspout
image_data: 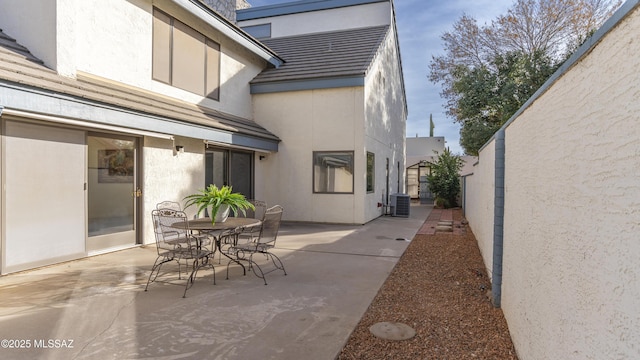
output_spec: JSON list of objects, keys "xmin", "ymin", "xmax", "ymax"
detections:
[
  {"xmin": 492, "ymin": 129, "xmax": 505, "ymax": 308},
  {"xmin": 461, "ymin": 175, "xmax": 466, "ymax": 217}
]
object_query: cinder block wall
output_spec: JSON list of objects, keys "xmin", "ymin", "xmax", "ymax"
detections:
[{"xmin": 464, "ymin": 4, "xmax": 640, "ymax": 359}]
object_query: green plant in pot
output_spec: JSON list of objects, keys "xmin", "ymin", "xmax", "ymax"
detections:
[{"xmin": 184, "ymin": 185, "xmax": 255, "ymax": 224}]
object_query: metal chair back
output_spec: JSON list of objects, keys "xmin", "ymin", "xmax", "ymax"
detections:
[
  {"xmin": 156, "ymin": 201, "xmax": 182, "ymax": 211},
  {"xmin": 152, "ymin": 208, "xmax": 191, "ymax": 250},
  {"xmin": 249, "ymin": 200, "xmax": 267, "ymax": 220},
  {"xmin": 256, "ymin": 205, "xmax": 284, "ymax": 248}
]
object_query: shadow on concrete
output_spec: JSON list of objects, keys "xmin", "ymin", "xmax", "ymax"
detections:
[{"xmin": 0, "ymin": 204, "xmax": 431, "ymax": 360}]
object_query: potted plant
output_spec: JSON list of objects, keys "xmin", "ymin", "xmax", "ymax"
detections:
[{"xmin": 184, "ymin": 185, "xmax": 255, "ymax": 224}]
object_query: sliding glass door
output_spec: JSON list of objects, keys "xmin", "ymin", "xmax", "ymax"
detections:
[
  {"xmin": 205, "ymin": 148, "xmax": 253, "ymax": 199},
  {"xmin": 87, "ymin": 134, "xmax": 139, "ymax": 253}
]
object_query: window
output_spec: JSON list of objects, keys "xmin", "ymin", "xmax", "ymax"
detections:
[
  {"xmin": 153, "ymin": 8, "xmax": 220, "ymax": 100},
  {"xmin": 313, "ymin": 151, "xmax": 354, "ymax": 194},
  {"xmin": 366, "ymin": 152, "xmax": 375, "ymax": 193},
  {"xmin": 205, "ymin": 148, "xmax": 254, "ymax": 199}
]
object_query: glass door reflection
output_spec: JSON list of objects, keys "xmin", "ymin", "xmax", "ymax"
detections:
[{"xmin": 87, "ymin": 134, "xmax": 138, "ymax": 252}]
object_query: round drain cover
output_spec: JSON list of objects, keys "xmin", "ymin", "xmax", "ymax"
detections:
[{"xmin": 369, "ymin": 322, "xmax": 416, "ymax": 340}]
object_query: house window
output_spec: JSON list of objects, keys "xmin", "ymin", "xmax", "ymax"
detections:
[
  {"xmin": 366, "ymin": 152, "xmax": 375, "ymax": 193},
  {"xmin": 313, "ymin": 151, "xmax": 354, "ymax": 194},
  {"xmin": 152, "ymin": 8, "xmax": 220, "ymax": 100},
  {"xmin": 205, "ymin": 148, "xmax": 254, "ymax": 199}
]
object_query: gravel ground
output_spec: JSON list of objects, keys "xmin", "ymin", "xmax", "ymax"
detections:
[{"xmin": 337, "ymin": 208, "xmax": 519, "ymax": 360}]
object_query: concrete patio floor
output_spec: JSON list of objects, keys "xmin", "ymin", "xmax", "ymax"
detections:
[{"xmin": 0, "ymin": 204, "xmax": 431, "ymax": 360}]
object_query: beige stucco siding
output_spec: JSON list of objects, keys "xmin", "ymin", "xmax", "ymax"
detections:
[
  {"xmin": 253, "ymin": 87, "xmax": 364, "ymax": 223},
  {"xmin": 0, "ymin": 0, "xmax": 63, "ymax": 74},
  {"xmin": 141, "ymin": 136, "xmax": 206, "ymax": 245},
  {"xmin": 0, "ymin": 0, "xmax": 265, "ymax": 119},
  {"xmin": 363, "ymin": 26, "xmax": 407, "ymax": 221},
  {"xmin": 253, "ymin": 23, "xmax": 406, "ymax": 224},
  {"xmin": 74, "ymin": 0, "xmax": 264, "ymax": 119},
  {"xmin": 464, "ymin": 6, "xmax": 640, "ymax": 360}
]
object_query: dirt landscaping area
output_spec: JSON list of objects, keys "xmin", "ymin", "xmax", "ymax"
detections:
[{"xmin": 337, "ymin": 208, "xmax": 519, "ymax": 359}]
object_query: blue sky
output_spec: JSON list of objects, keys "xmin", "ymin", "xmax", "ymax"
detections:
[{"xmin": 246, "ymin": 0, "xmax": 513, "ymax": 154}]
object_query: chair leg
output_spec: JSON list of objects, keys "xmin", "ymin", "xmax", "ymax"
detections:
[
  {"xmin": 267, "ymin": 252, "xmax": 287, "ymax": 276},
  {"xmin": 183, "ymin": 256, "xmax": 216, "ymax": 298},
  {"xmin": 145, "ymin": 256, "xmax": 177, "ymax": 291},
  {"xmin": 225, "ymin": 255, "xmax": 249, "ymax": 280},
  {"xmin": 248, "ymin": 253, "xmax": 268, "ymax": 285}
]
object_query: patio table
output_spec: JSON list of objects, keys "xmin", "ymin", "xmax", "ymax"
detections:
[{"xmin": 171, "ymin": 217, "xmax": 261, "ymax": 275}]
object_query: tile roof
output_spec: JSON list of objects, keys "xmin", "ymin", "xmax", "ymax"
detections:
[
  {"xmin": 0, "ymin": 29, "xmax": 44, "ymax": 65},
  {"xmin": 0, "ymin": 29, "xmax": 279, "ymax": 143},
  {"xmin": 252, "ymin": 25, "xmax": 389, "ymax": 84}
]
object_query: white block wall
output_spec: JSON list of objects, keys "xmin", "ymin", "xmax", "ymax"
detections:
[
  {"xmin": 464, "ymin": 5, "xmax": 640, "ymax": 359},
  {"xmin": 464, "ymin": 141, "xmax": 496, "ymax": 280}
]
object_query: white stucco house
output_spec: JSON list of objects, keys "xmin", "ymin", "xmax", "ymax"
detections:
[{"xmin": 0, "ymin": 0, "xmax": 406, "ymax": 273}]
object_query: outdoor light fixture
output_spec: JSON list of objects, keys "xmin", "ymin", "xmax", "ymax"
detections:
[{"xmin": 175, "ymin": 145, "xmax": 184, "ymax": 153}]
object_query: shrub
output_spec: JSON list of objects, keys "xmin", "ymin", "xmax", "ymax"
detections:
[{"xmin": 427, "ymin": 148, "xmax": 463, "ymax": 208}]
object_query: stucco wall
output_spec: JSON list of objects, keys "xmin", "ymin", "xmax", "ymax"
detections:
[
  {"xmin": 142, "ymin": 136, "xmax": 205, "ymax": 245},
  {"xmin": 73, "ymin": 0, "xmax": 264, "ymax": 119},
  {"xmin": 0, "ymin": 0, "xmax": 264, "ymax": 119},
  {"xmin": 406, "ymin": 137, "xmax": 445, "ymax": 157},
  {"xmin": 0, "ymin": 0, "xmax": 62, "ymax": 74},
  {"xmin": 501, "ymin": 6, "xmax": 640, "ymax": 359},
  {"xmin": 464, "ymin": 5, "xmax": 640, "ymax": 359},
  {"xmin": 253, "ymin": 87, "xmax": 365, "ymax": 224},
  {"xmin": 238, "ymin": 2, "xmax": 390, "ymax": 38},
  {"xmin": 252, "ymin": 21, "xmax": 405, "ymax": 225},
  {"xmin": 464, "ymin": 142, "xmax": 496, "ymax": 280},
  {"xmin": 363, "ymin": 25, "xmax": 407, "ymax": 221}
]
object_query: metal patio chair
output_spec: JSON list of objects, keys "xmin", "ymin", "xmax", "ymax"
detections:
[
  {"xmin": 145, "ymin": 209, "xmax": 216, "ymax": 297},
  {"xmin": 219, "ymin": 199, "xmax": 267, "ymax": 263},
  {"xmin": 225, "ymin": 205, "xmax": 286, "ymax": 285},
  {"xmin": 156, "ymin": 201, "xmax": 182, "ymax": 211},
  {"xmin": 237, "ymin": 199, "xmax": 267, "ymax": 241},
  {"xmin": 157, "ymin": 200, "xmax": 213, "ymax": 250}
]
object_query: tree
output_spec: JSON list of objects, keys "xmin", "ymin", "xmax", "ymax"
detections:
[
  {"xmin": 430, "ymin": 0, "xmax": 622, "ymax": 155},
  {"xmin": 453, "ymin": 50, "xmax": 559, "ymax": 155},
  {"xmin": 427, "ymin": 148, "xmax": 463, "ymax": 208}
]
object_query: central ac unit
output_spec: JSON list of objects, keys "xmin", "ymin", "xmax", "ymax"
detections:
[{"xmin": 390, "ymin": 193, "xmax": 410, "ymax": 217}]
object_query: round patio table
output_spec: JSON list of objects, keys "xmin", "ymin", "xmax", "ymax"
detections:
[{"xmin": 172, "ymin": 217, "xmax": 262, "ymax": 274}]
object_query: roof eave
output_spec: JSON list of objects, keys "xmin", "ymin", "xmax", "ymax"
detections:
[
  {"xmin": 250, "ymin": 75, "xmax": 365, "ymax": 94},
  {"xmin": 0, "ymin": 80, "xmax": 280, "ymax": 152},
  {"xmin": 237, "ymin": 0, "xmax": 388, "ymax": 21}
]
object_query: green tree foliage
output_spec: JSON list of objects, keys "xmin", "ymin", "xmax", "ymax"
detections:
[
  {"xmin": 427, "ymin": 148, "xmax": 463, "ymax": 208},
  {"xmin": 430, "ymin": 0, "xmax": 621, "ymax": 155},
  {"xmin": 453, "ymin": 50, "xmax": 559, "ymax": 155}
]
